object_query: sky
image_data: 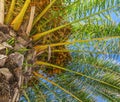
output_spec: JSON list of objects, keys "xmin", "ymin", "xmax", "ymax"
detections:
[{"xmin": 111, "ymin": 12, "xmax": 120, "ymax": 24}]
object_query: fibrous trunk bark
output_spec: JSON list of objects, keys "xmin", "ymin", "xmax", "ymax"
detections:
[{"xmin": 0, "ymin": 24, "xmax": 33, "ymax": 102}]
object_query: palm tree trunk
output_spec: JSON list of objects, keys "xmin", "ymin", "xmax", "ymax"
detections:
[{"xmin": 0, "ymin": 24, "xmax": 27, "ymax": 102}]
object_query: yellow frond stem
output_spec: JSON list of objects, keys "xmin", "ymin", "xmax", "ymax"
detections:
[
  {"xmin": 52, "ymin": 49, "xmax": 69, "ymax": 52},
  {"xmin": 32, "ymin": 4, "xmax": 120, "ymax": 41},
  {"xmin": 32, "ymin": 23, "xmax": 69, "ymax": 41},
  {"xmin": 11, "ymin": 0, "xmax": 31, "ymax": 31},
  {"xmin": 33, "ymin": 72, "xmax": 83, "ymax": 102},
  {"xmin": 35, "ymin": 61, "xmax": 120, "ymax": 91},
  {"xmin": 33, "ymin": 0, "xmax": 57, "ymax": 26},
  {"xmin": 34, "ymin": 36, "xmax": 120, "ymax": 52},
  {"xmin": 5, "ymin": 0, "xmax": 16, "ymax": 24}
]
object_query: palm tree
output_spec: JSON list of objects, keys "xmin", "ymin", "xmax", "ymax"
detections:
[{"xmin": 0, "ymin": 0, "xmax": 120, "ymax": 102}]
